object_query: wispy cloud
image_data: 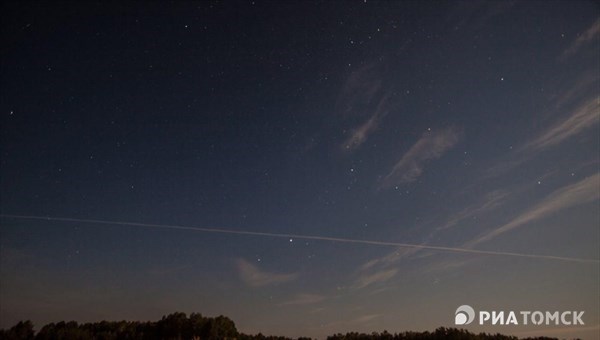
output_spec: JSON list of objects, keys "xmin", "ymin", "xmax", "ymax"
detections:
[
  {"xmin": 555, "ymin": 73, "xmax": 599, "ymax": 109},
  {"xmin": 447, "ymin": 1, "xmax": 516, "ymax": 32},
  {"xmin": 342, "ymin": 94, "xmax": 392, "ymax": 151},
  {"xmin": 342, "ymin": 112, "xmax": 380, "ymax": 151},
  {"xmin": 355, "ymin": 248, "xmax": 421, "ymax": 292},
  {"xmin": 280, "ymin": 293, "xmax": 326, "ymax": 306},
  {"xmin": 483, "ymin": 86, "xmax": 598, "ymax": 181},
  {"xmin": 437, "ymin": 190, "xmax": 510, "ymax": 231},
  {"xmin": 381, "ymin": 127, "xmax": 462, "ymax": 187},
  {"xmin": 358, "ymin": 189, "xmax": 509, "ymax": 274},
  {"xmin": 236, "ymin": 259, "xmax": 298, "ymax": 287},
  {"xmin": 359, "ymin": 247, "xmax": 421, "ymax": 272},
  {"xmin": 336, "ymin": 64, "xmax": 382, "ymax": 116},
  {"xmin": 465, "ymin": 173, "xmax": 600, "ymax": 248},
  {"xmin": 354, "ymin": 268, "xmax": 398, "ymax": 289},
  {"xmin": 561, "ymin": 19, "xmax": 600, "ymax": 60},
  {"xmin": 353, "ymin": 314, "xmax": 381, "ymax": 324},
  {"xmin": 420, "ymin": 256, "xmax": 481, "ymax": 275},
  {"xmin": 337, "ymin": 63, "xmax": 397, "ymax": 152},
  {"xmin": 523, "ymin": 96, "xmax": 599, "ymax": 151}
]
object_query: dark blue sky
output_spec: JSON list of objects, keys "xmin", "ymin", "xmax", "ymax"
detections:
[{"xmin": 1, "ymin": 1, "xmax": 599, "ymax": 338}]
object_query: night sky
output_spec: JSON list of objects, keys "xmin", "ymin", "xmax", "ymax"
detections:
[{"xmin": 1, "ymin": 1, "xmax": 599, "ymax": 339}]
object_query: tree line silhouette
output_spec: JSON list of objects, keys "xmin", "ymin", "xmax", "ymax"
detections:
[{"xmin": 0, "ymin": 312, "xmax": 568, "ymax": 340}]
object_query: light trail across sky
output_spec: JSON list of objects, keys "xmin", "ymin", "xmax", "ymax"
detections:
[{"xmin": 1, "ymin": 214, "xmax": 598, "ymax": 264}]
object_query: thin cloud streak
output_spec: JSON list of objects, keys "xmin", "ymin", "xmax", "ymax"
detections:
[
  {"xmin": 360, "ymin": 189, "xmax": 510, "ymax": 274},
  {"xmin": 436, "ymin": 190, "xmax": 510, "ymax": 231},
  {"xmin": 354, "ymin": 269, "xmax": 398, "ymax": 289},
  {"xmin": 560, "ymin": 19, "xmax": 600, "ymax": 60},
  {"xmin": 464, "ymin": 173, "xmax": 600, "ymax": 248},
  {"xmin": 336, "ymin": 64, "xmax": 382, "ymax": 117},
  {"xmin": 381, "ymin": 126, "xmax": 462, "ymax": 187},
  {"xmin": 523, "ymin": 96, "xmax": 599, "ymax": 151},
  {"xmin": 483, "ymin": 91, "xmax": 598, "ymax": 180},
  {"xmin": 359, "ymin": 247, "xmax": 422, "ymax": 272},
  {"xmin": 555, "ymin": 72, "xmax": 599, "ymax": 109},
  {"xmin": 354, "ymin": 314, "xmax": 381, "ymax": 324},
  {"xmin": 337, "ymin": 63, "xmax": 396, "ymax": 152},
  {"xmin": 447, "ymin": 1, "xmax": 516, "ymax": 32},
  {"xmin": 343, "ymin": 113, "xmax": 381, "ymax": 151},
  {"xmin": 0, "ymin": 215, "xmax": 597, "ymax": 264},
  {"xmin": 280, "ymin": 293, "xmax": 326, "ymax": 306},
  {"xmin": 342, "ymin": 93, "xmax": 392, "ymax": 151},
  {"xmin": 236, "ymin": 259, "xmax": 297, "ymax": 287}
]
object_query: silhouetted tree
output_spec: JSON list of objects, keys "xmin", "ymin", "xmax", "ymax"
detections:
[
  {"xmin": 157, "ymin": 312, "xmax": 188, "ymax": 340},
  {"xmin": 0, "ymin": 321, "xmax": 34, "ymax": 340},
  {"xmin": 1, "ymin": 315, "xmax": 566, "ymax": 340}
]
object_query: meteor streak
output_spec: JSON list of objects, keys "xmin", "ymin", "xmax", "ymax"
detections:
[{"xmin": 1, "ymin": 214, "xmax": 598, "ymax": 264}]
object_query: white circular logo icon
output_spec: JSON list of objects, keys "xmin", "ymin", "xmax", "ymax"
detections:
[{"xmin": 455, "ymin": 305, "xmax": 475, "ymax": 325}]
